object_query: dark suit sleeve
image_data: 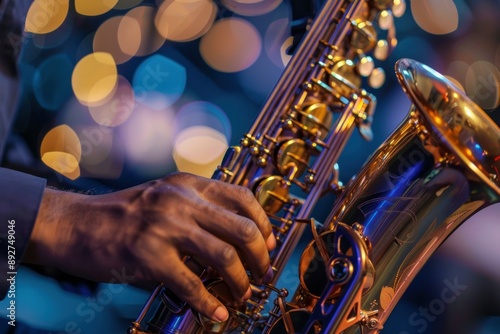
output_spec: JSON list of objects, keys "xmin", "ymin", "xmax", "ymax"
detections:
[
  {"xmin": 0, "ymin": 0, "xmax": 44, "ymax": 299},
  {"xmin": 0, "ymin": 168, "xmax": 45, "ymax": 299},
  {"xmin": 0, "ymin": 0, "xmax": 30, "ymax": 157}
]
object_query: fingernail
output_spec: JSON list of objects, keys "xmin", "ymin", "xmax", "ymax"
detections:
[
  {"xmin": 263, "ymin": 265, "xmax": 274, "ymax": 284},
  {"xmin": 266, "ymin": 234, "xmax": 276, "ymax": 251},
  {"xmin": 213, "ymin": 306, "xmax": 228, "ymax": 322},
  {"xmin": 243, "ymin": 286, "xmax": 252, "ymax": 300}
]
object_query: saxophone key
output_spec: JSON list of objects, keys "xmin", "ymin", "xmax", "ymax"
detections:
[
  {"xmin": 349, "ymin": 19, "xmax": 377, "ymax": 53},
  {"xmin": 368, "ymin": 67, "xmax": 386, "ymax": 89},
  {"xmin": 373, "ymin": 39, "xmax": 389, "ymax": 60},
  {"xmin": 377, "ymin": 9, "xmax": 394, "ymax": 30},
  {"xmin": 300, "ymin": 102, "xmax": 333, "ymax": 140},
  {"xmin": 255, "ymin": 175, "xmax": 290, "ymax": 214},
  {"xmin": 357, "ymin": 55, "xmax": 375, "ymax": 77},
  {"xmin": 392, "ymin": 0, "xmax": 407, "ymax": 18},
  {"xmin": 276, "ymin": 139, "xmax": 312, "ymax": 177}
]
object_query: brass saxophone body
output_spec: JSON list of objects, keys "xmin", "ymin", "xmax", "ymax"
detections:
[
  {"xmin": 129, "ymin": 0, "xmax": 500, "ymax": 333},
  {"xmin": 287, "ymin": 59, "xmax": 500, "ymax": 333}
]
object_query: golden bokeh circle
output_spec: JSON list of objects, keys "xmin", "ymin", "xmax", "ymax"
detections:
[
  {"xmin": 72, "ymin": 52, "xmax": 118, "ymax": 106},
  {"xmin": 75, "ymin": 0, "xmax": 119, "ymax": 16},
  {"xmin": 200, "ymin": 18, "xmax": 261, "ymax": 72},
  {"xmin": 25, "ymin": 0, "xmax": 69, "ymax": 34},
  {"xmin": 155, "ymin": 0, "xmax": 217, "ymax": 42}
]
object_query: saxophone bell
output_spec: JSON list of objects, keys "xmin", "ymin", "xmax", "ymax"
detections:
[{"xmin": 286, "ymin": 58, "xmax": 500, "ymax": 333}]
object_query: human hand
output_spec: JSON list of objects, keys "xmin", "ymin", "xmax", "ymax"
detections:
[{"xmin": 24, "ymin": 172, "xmax": 276, "ymax": 322}]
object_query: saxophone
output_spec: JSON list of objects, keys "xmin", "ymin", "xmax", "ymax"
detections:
[{"xmin": 129, "ymin": 0, "xmax": 500, "ymax": 333}]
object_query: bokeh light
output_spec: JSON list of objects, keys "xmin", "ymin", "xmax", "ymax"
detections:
[
  {"xmin": 280, "ymin": 36, "xmax": 293, "ymax": 67},
  {"xmin": 378, "ymin": 10, "xmax": 394, "ymax": 30},
  {"xmin": 31, "ymin": 17, "xmax": 73, "ymax": 49},
  {"xmin": 392, "ymin": 0, "xmax": 406, "ymax": 18},
  {"xmin": 155, "ymin": 0, "xmax": 217, "ymax": 42},
  {"xmin": 221, "ymin": 0, "xmax": 282, "ymax": 16},
  {"xmin": 119, "ymin": 6, "xmax": 165, "ymax": 57},
  {"xmin": 411, "ymin": 0, "xmax": 459, "ymax": 35},
  {"xmin": 465, "ymin": 61, "xmax": 500, "ymax": 110},
  {"xmin": 173, "ymin": 101, "xmax": 230, "ymax": 177},
  {"xmin": 264, "ymin": 18, "xmax": 290, "ymax": 69},
  {"xmin": 75, "ymin": 0, "xmax": 119, "ymax": 16},
  {"xmin": 89, "ymin": 76, "xmax": 135, "ymax": 127},
  {"xmin": 25, "ymin": 0, "xmax": 69, "ymax": 34},
  {"xmin": 114, "ymin": 0, "xmax": 143, "ymax": 10},
  {"xmin": 57, "ymin": 98, "xmax": 124, "ymax": 179},
  {"xmin": 173, "ymin": 126, "xmax": 228, "ymax": 177},
  {"xmin": 446, "ymin": 60, "xmax": 470, "ymax": 88},
  {"xmin": 33, "ymin": 53, "xmax": 73, "ymax": 111},
  {"xmin": 451, "ymin": 35, "xmax": 497, "ymax": 65},
  {"xmin": 119, "ymin": 104, "xmax": 175, "ymax": 177},
  {"xmin": 117, "ymin": 15, "xmax": 141, "ymax": 57},
  {"xmin": 200, "ymin": 18, "xmax": 261, "ymax": 72},
  {"xmin": 175, "ymin": 101, "xmax": 231, "ymax": 139},
  {"xmin": 62, "ymin": 98, "xmax": 125, "ymax": 180},
  {"xmin": 133, "ymin": 54, "xmax": 186, "ymax": 109},
  {"xmin": 444, "ymin": 75, "xmax": 465, "ymax": 92},
  {"xmin": 72, "ymin": 52, "xmax": 118, "ymax": 106},
  {"xmin": 94, "ymin": 16, "xmax": 134, "ymax": 64},
  {"xmin": 77, "ymin": 125, "xmax": 114, "ymax": 165},
  {"xmin": 374, "ymin": 39, "xmax": 389, "ymax": 61},
  {"xmin": 40, "ymin": 125, "xmax": 81, "ymax": 180}
]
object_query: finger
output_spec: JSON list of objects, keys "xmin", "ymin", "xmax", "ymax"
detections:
[
  {"xmin": 162, "ymin": 256, "xmax": 229, "ymax": 322},
  {"xmin": 192, "ymin": 203, "xmax": 272, "ymax": 283},
  {"xmin": 191, "ymin": 177, "xmax": 276, "ymax": 251},
  {"xmin": 181, "ymin": 225, "xmax": 251, "ymax": 301},
  {"xmin": 213, "ymin": 185, "xmax": 274, "ymax": 246}
]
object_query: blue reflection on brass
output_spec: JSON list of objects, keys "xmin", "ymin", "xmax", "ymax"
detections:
[{"xmin": 363, "ymin": 162, "xmax": 423, "ymax": 235}]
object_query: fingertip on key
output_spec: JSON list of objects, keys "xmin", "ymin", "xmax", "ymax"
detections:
[
  {"xmin": 243, "ymin": 286, "xmax": 252, "ymax": 300},
  {"xmin": 213, "ymin": 306, "xmax": 229, "ymax": 322},
  {"xmin": 266, "ymin": 233, "xmax": 276, "ymax": 251},
  {"xmin": 262, "ymin": 265, "xmax": 274, "ymax": 284}
]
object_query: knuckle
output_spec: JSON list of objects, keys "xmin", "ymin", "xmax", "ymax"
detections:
[
  {"xmin": 194, "ymin": 197, "xmax": 211, "ymax": 212},
  {"xmin": 259, "ymin": 210, "xmax": 272, "ymax": 233},
  {"xmin": 181, "ymin": 274, "xmax": 203, "ymax": 299},
  {"xmin": 140, "ymin": 182, "xmax": 162, "ymax": 205},
  {"xmin": 219, "ymin": 244, "xmax": 238, "ymax": 264},
  {"xmin": 239, "ymin": 218, "xmax": 260, "ymax": 244},
  {"xmin": 185, "ymin": 225, "xmax": 200, "ymax": 242},
  {"xmin": 240, "ymin": 187, "xmax": 257, "ymax": 204}
]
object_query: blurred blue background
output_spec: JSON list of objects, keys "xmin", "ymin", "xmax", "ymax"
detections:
[{"xmin": 1, "ymin": 0, "xmax": 500, "ymax": 333}]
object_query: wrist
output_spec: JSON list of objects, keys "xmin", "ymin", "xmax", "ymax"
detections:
[{"xmin": 24, "ymin": 188, "xmax": 85, "ymax": 268}]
